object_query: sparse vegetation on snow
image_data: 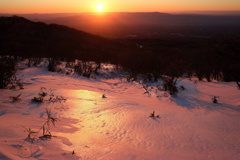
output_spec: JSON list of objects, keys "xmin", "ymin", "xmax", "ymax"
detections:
[{"xmin": 0, "ymin": 60, "xmax": 240, "ymax": 160}]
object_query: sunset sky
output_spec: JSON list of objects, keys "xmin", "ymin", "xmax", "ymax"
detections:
[{"xmin": 0, "ymin": 0, "xmax": 240, "ymax": 14}]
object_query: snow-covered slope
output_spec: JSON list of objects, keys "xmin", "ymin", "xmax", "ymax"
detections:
[{"xmin": 0, "ymin": 64, "xmax": 240, "ymax": 160}]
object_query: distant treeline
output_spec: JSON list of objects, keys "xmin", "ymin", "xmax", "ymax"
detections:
[
  {"xmin": 0, "ymin": 16, "xmax": 240, "ymax": 83},
  {"xmin": 127, "ymin": 36, "xmax": 240, "ymax": 82}
]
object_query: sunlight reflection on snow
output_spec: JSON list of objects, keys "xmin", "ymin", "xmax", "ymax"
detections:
[{"xmin": 56, "ymin": 89, "xmax": 114, "ymax": 156}]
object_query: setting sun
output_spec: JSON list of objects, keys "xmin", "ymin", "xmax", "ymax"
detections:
[{"xmin": 96, "ymin": 4, "xmax": 104, "ymax": 11}]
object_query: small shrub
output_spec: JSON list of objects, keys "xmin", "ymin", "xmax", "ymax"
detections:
[
  {"xmin": 49, "ymin": 95, "xmax": 66, "ymax": 103},
  {"xmin": 39, "ymin": 126, "xmax": 52, "ymax": 139},
  {"xmin": 0, "ymin": 56, "xmax": 18, "ymax": 89},
  {"xmin": 149, "ymin": 111, "xmax": 160, "ymax": 118},
  {"xmin": 157, "ymin": 85, "xmax": 162, "ymax": 91},
  {"xmin": 27, "ymin": 57, "xmax": 43, "ymax": 67},
  {"xmin": 66, "ymin": 68, "xmax": 73, "ymax": 75},
  {"xmin": 8, "ymin": 77, "xmax": 23, "ymax": 90},
  {"xmin": 33, "ymin": 109, "xmax": 58, "ymax": 140},
  {"xmin": 236, "ymin": 82, "xmax": 240, "ymax": 90},
  {"xmin": 10, "ymin": 93, "xmax": 21, "ymax": 102},
  {"xmin": 179, "ymin": 85, "xmax": 186, "ymax": 91},
  {"xmin": 45, "ymin": 109, "xmax": 58, "ymax": 126},
  {"xmin": 127, "ymin": 73, "xmax": 137, "ymax": 82},
  {"xmin": 143, "ymin": 85, "xmax": 150, "ymax": 94},
  {"xmin": 19, "ymin": 109, "xmax": 58, "ymax": 152},
  {"xmin": 16, "ymin": 79, "xmax": 24, "ymax": 89},
  {"xmin": 162, "ymin": 76, "xmax": 178, "ymax": 95},
  {"xmin": 39, "ymin": 87, "xmax": 47, "ymax": 97},
  {"xmin": 102, "ymin": 94, "xmax": 107, "ymax": 98},
  {"xmin": 31, "ymin": 97, "xmax": 44, "ymax": 103},
  {"xmin": 48, "ymin": 58, "xmax": 61, "ymax": 72},
  {"xmin": 23, "ymin": 127, "xmax": 37, "ymax": 140},
  {"xmin": 212, "ymin": 96, "xmax": 219, "ymax": 104},
  {"xmin": 163, "ymin": 92, "xmax": 169, "ymax": 97},
  {"xmin": 74, "ymin": 60, "xmax": 96, "ymax": 78},
  {"xmin": 39, "ymin": 92, "xmax": 47, "ymax": 97}
]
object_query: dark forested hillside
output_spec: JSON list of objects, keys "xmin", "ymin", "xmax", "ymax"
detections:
[
  {"xmin": 0, "ymin": 16, "xmax": 140, "ymax": 63},
  {"xmin": 1, "ymin": 16, "xmax": 240, "ymax": 83}
]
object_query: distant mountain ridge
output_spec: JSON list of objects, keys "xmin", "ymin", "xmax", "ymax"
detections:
[
  {"xmin": 0, "ymin": 16, "xmax": 139, "ymax": 63},
  {"xmin": 2, "ymin": 12, "xmax": 239, "ymax": 38}
]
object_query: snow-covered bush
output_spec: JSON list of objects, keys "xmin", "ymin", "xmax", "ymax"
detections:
[
  {"xmin": 27, "ymin": 57, "xmax": 43, "ymax": 67},
  {"xmin": 48, "ymin": 58, "xmax": 61, "ymax": 72},
  {"xmin": 162, "ymin": 76, "xmax": 178, "ymax": 95},
  {"xmin": 74, "ymin": 60, "xmax": 99, "ymax": 78},
  {"xmin": 127, "ymin": 73, "xmax": 137, "ymax": 82}
]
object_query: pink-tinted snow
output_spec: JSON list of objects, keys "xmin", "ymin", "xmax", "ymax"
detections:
[{"xmin": 0, "ymin": 65, "xmax": 240, "ymax": 160}]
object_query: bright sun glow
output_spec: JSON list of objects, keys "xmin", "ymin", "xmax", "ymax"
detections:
[{"xmin": 96, "ymin": 4, "xmax": 104, "ymax": 11}]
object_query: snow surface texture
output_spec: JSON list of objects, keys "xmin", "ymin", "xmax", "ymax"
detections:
[{"xmin": 0, "ymin": 64, "xmax": 240, "ymax": 160}]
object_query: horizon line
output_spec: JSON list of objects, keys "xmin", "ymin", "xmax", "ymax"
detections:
[{"xmin": 1, "ymin": 10, "xmax": 240, "ymax": 15}]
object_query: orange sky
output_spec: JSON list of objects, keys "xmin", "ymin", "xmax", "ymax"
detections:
[{"xmin": 0, "ymin": 0, "xmax": 240, "ymax": 13}]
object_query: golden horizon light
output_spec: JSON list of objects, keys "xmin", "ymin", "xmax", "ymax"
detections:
[
  {"xmin": 96, "ymin": 3, "xmax": 104, "ymax": 12},
  {"xmin": 0, "ymin": 0, "xmax": 239, "ymax": 14}
]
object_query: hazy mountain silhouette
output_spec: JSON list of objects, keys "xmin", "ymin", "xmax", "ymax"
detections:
[
  {"xmin": 5, "ymin": 12, "xmax": 240, "ymax": 38},
  {"xmin": 0, "ymin": 16, "xmax": 140, "ymax": 62}
]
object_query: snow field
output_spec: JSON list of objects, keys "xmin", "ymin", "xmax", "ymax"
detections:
[{"xmin": 0, "ymin": 65, "xmax": 240, "ymax": 160}]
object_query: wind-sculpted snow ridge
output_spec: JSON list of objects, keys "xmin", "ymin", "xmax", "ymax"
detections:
[{"xmin": 0, "ymin": 64, "xmax": 240, "ymax": 160}]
